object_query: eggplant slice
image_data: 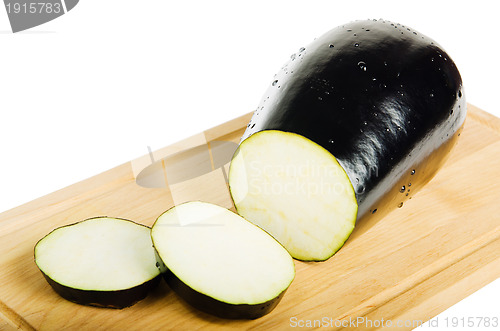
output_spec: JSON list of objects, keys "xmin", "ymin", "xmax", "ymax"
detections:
[
  {"xmin": 229, "ymin": 19, "xmax": 466, "ymax": 261},
  {"xmin": 151, "ymin": 201, "xmax": 295, "ymax": 319},
  {"xmin": 34, "ymin": 217, "xmax": 161, "ymax": 308}
]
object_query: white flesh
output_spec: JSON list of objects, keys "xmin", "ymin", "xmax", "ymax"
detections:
[
  {"xmin": 35, "ymin": 217, "xmax": 160, "ymax": 291},
  {"xmin": 229, "ymin": 130, "xmax": 358, "ymax": 261},
  {"xmin": 151, "ymin": 201, "xmax": 295, "ymax": 305}
]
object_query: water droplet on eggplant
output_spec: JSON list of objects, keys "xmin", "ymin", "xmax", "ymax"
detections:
[
  {"xmin": 354, "ymin": 43, "xmax": 360, "ymax": 47},
  {"xmin": 272, "ymin": 80, "xmax": 278, "ymax": 86},
  {"xmin": 329, "ymin": 44, "xmax": 334, "ymax": 48},
  {"xmin": 358, "ymin": 61, "xmax": 367, "ymax": 71}
]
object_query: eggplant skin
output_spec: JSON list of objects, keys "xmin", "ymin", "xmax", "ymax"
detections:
[
  {"xmin": 40, "ymin": 272, "xmax": 161, "ymax": 309},
  {"xmin": 157, "ymin": 257, "xmax": 287, "ymax": 320},
  {"xmin": 241, "ymin": 19, "xmax": 466, "ymax": 219}
]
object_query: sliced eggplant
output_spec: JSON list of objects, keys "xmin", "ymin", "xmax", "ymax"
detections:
[
  {"xmin": 229, "ymin": 19, "xmax": 466, "ymax": 261},
  {"xmin": 34, "ymin": 217, "xmax": 161, "ymax": 308},
  {"xmin": 151, "ymin": 201, "xmax": 295, "ymax": 319}
]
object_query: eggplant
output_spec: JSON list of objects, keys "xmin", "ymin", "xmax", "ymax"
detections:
[
  {"xmin": 34, "ymin": 217, "xmax": 161, "ymax": 308},
  {"xmin": 151, "ymin": 201, "xmax": 295, "ymax": 319},
  {"xmin": 228, "ymin": 19, "xmax": 466, "ymax": 261}
]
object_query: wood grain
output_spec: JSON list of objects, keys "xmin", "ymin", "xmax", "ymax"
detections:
[{"xmin": 0, "ymin": 104, "xmax": 498, "ymax": 330}]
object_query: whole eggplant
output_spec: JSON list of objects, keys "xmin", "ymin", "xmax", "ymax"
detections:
[{"xmin": 230, "ymin": 19, "xmax": 466, "ymax": 260}]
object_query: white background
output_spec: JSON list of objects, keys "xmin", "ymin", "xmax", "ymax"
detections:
[{"xmin": 0, "ymin": 0, "xmax": 498, "ymax": 328}]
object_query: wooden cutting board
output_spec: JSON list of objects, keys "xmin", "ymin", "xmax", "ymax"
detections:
[{"xmin": 0, "ymin": 104, "xmax": 499, "ymax": 330}]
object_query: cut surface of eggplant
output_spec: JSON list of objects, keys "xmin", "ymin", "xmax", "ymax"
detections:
[
  {"xmin": 151, "ymin": 201, "xmax": 295, "ymax": 319},
  {"xmin": 229, "ymin": 19, "xmax": 466, "ymax": 261},
  {"xmin": 229, "ymin": 131, "xmax": 357, "ymax": 261},
  {"xmin": 34, "ymin": 217, "xmax": 161, "ymax": 308}
]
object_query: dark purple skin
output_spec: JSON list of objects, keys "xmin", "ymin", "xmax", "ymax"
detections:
[
  {"xmin": 41, "ymin": 272, "xmax": 161, "ymax": 309},
  {"xmin": 241, "ymin": 19, "xmax": 466, "ymax": 219}
]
